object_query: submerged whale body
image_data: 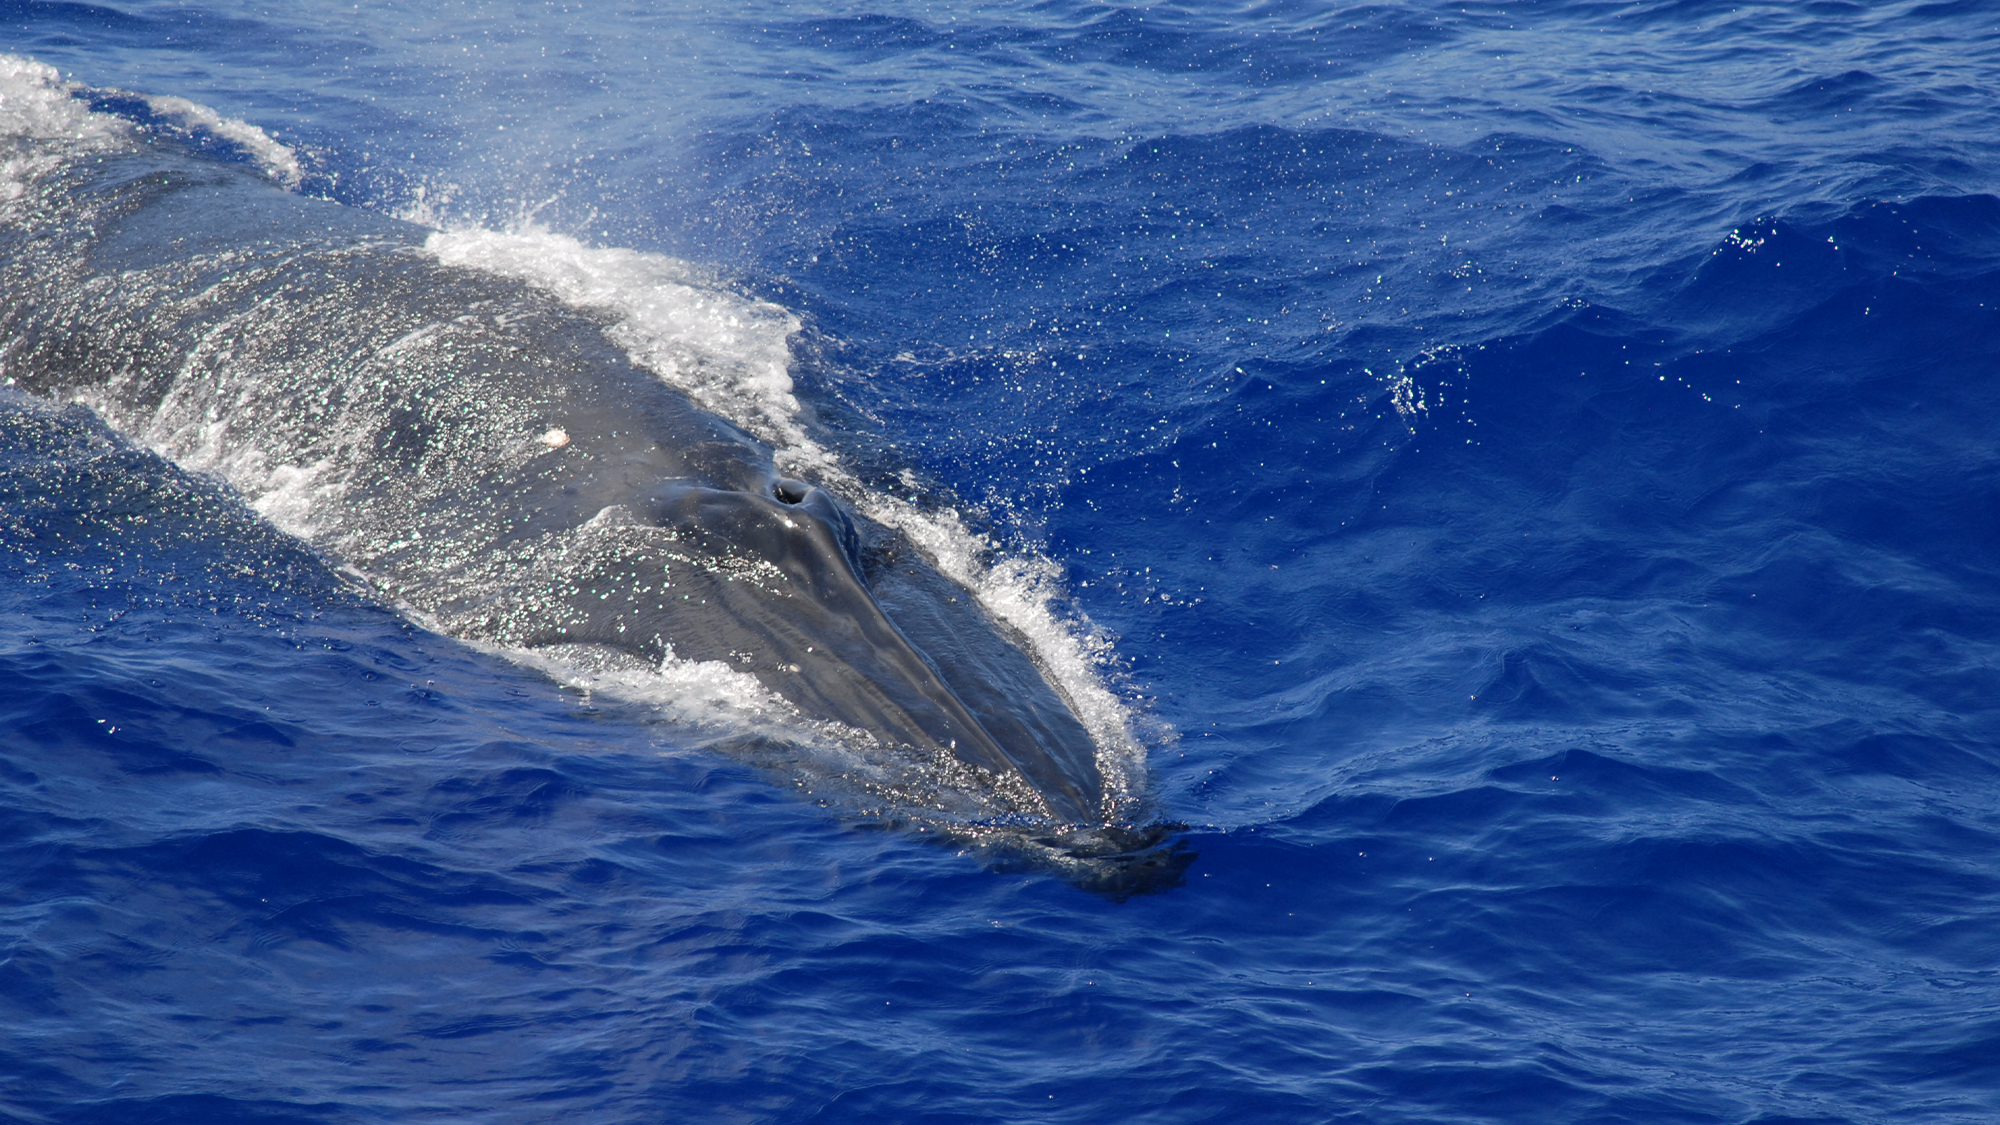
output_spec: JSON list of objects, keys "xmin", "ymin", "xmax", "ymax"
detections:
[{"xmin": 0, "ymin": 102, "xmax": 1187, "ymax": 889}]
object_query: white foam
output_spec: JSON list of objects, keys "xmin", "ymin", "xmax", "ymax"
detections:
[
  {"xmin": 420, "ymin": 223, "xmax": 1150, "ymax": 813},
  {"xmin": 423, "ymin": 227, "xmax": 825, "ymax": 472},
  {"xmin": 507, "ymin": 641, "xmax": 809, "ymax": 731},
  {"xmin": 495, "ymin": 641, "xmax": 1021, "ymax": 818},
  {"xmin": 0, "ymin": 54, "xmax": 301, "ymax": 193},
  {"xmin": 137, "ymin": 93, "xmax": 303, "ymax": 188},
  {"xmin": 862, "ymin": 499, "xmax": 1146, "ymax": 799},
  {"xmin": 0, "ymin": 55, "xmax": 105, "ymax": 139},
  {"xmin": 0, "ymin": 54, "xmax": 128, "ymax": 201}
]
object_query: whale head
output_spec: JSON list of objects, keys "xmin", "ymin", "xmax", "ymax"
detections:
[{"xmin": 510, "ymin": 474, "xmax": 1107, "ymax": 826}]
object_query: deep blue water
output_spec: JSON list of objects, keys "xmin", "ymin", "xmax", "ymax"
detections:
[{"xmin": 6, "ymin": 2, "xmax": 2000, "ymax": 1122}]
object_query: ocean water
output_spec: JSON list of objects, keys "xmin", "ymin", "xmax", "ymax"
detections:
[{"xmin": 5, "ymin": 1, "xmax": 2000, "ymax": 1122}]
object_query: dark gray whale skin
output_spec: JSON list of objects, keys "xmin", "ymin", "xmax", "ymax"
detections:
[{"xmin": 0, "ymin": 141, "xmax": 1122, "ymax": 830}]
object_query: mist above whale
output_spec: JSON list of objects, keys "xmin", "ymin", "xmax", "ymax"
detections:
[{"xmin": 0, "ymin": 71, "xmax": 1172, "ymax": 868}]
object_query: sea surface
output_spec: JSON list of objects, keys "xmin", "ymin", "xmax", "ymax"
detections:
[{"xmin": 5, "ymin": 2, "xmax": 2000, "ymax": 1122}]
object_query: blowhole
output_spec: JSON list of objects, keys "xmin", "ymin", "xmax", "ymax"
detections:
[{"xmin": 773, "ymin": 478, "xmax": 811, "ymax": 504}]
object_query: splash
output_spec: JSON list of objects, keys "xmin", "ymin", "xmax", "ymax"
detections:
[
  {"xmin": 0, "ymin": 53, "xmax": 302, "ymax": 193},
  {"xmin": 0, "ymin": 56, "xmax": 127, "ymax": 200},
  {"xmin": 127, "ymin": 92, "xmax": 304, "ymax": 188}
]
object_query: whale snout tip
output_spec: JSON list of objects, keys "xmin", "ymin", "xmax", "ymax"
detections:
[{"xmin": 978, "ymin": 821, "xmax": 1195, "ymax": 900}]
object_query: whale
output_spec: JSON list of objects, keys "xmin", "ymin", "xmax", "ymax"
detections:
[{"xmin": 0, "ymin": 80, "xmax": 1190, "ymax": 889}]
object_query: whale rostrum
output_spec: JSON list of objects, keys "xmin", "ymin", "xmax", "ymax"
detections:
[{"xmin": 0, "ymin": 141, "xmax": 1131, "ymax": 836}]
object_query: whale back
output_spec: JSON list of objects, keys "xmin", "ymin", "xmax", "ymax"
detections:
[{"xmin": 0, "ymin": 144, "xmax": 1111, "ymax": 826}]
